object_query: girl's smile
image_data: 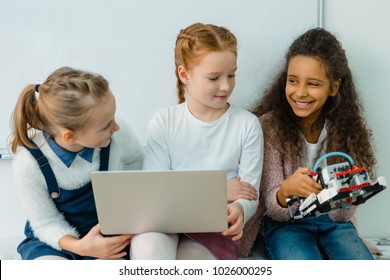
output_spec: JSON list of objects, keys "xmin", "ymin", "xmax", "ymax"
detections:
[{"xmin": 292, "ymin": 99, "xmax": 315, "ymax": 108}]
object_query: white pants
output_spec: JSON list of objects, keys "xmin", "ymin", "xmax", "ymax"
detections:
[{"xmin": 130, "ymin": 232, "xmax": 216, "ymax": 260}]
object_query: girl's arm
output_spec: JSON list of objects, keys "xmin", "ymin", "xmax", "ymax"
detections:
[
  {"xmin": 227, "ymin": 177, "xmax": 257, "ymax": 202},
  {"xmin": 109, "ymin": 120, "xmax": 144, "ymax": 171},
  {"xmin": 143, "ymin": 111, "xmax": 171, "ymax": 170},
  {"xmin": 259, "ymin": 115, "xmax": 321, "ymax": 222},
  {"xmin": 13, "ymin": 149, "xmax": 79, "ymax": 250},
  {"xmin": 259, "ymin": 116, "xmax": 293, "ymax": 222},
  {"xmin": 234, "ymin": 116, "xmax": 263, "ymax": 224}
]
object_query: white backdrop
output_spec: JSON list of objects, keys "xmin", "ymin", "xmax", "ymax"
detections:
[{"xmin": 0, "ymin": 0, "xmax": 318, "ymax": 146}]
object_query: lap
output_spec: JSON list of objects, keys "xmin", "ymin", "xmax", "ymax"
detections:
[
  {"xmin": 177, "ymin": 235, "xmax": 216, "ymax": 260},
  {"xmin": 264, "ymin": 219, "xmax": 323, "ymax": 259},
  {"xmin": 264, "ymin": 215, "xmax": 374, "ymax": 260},
  {"xmin": 18, "ymin": 236, "xmax": 95, "ymax": 260},
  {"xmin": 130, "ymin": 232, "xmax": 179, "ymax": 260},
  {"xmin": 130, "ymin": 233, "xmax": 216, "ymax": 260}
]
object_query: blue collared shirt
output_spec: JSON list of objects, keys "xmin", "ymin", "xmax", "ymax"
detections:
[{"xmin": 45, "ymin": 133, "xmax": 94, "ymax": 168}]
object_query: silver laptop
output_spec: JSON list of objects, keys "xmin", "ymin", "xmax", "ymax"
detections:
[{"xmin": 91, "ymin": 170, "xmax": 228, "ymax": 235}]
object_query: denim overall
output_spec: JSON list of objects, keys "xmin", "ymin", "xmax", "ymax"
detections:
[{"xmin": 17, "ymin": 144, "xmax": 114, "ymax": 260}]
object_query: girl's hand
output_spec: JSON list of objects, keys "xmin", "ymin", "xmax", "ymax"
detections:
[
  {"xmin": 277, "ymin": 167, "xmax": 322, "ymax": 207},
  {"xmin": 227, "ymin": 177, "xmax": 257, "ymax": 202},
  {"xmin": 59, "ymin": 224, "xmax": 133, "ymax": 259},
  {"xmin": 222, "ymin": 202, "xmax": 244, "ymax": 241}
]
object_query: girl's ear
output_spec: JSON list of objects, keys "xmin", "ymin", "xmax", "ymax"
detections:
[
  {"xmin": 177, "ymin": 65, "xmax": 189, "ymax": 84},
  {"xmin": 61, "ymin": 129, "xmax": 77, "ymax": 143},
  {"xmin": 331, "ymin": 79, "xmax": 341, "ymax": 96}
]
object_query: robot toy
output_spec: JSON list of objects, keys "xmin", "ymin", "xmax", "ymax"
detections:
[{"xmin": 287, "ymin": 152, "xmax": 387, "ymax": 219}]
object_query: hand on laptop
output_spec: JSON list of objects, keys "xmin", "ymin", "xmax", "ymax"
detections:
[
  {"xmin": 227, "ymin": 177, "xmax": 257, "ymax": 202},
  {"xmin": 222, "ymin": 202, "xmax": 244, "ymax": 241}
]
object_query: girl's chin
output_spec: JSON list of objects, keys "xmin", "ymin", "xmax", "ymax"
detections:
[{"xmin": 101, "ymin": 138, "xmax": 112, "ymax": 148}]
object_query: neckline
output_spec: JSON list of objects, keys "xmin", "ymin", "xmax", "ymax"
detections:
[{"xmin": 184, "ymin": 101, "xmax": 231, "ymax": 125}]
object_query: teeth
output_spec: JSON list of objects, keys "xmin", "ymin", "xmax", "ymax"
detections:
[{"xmin": 295, "ymin": 100, "xmax": 311, "ymax": 106}]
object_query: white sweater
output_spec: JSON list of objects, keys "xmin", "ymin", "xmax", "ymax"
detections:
[
  {"xmin": 143, "ymin": 102, "xmax": 263, "ymax": 223},
  {"xmin": 13, "ymin": 122, "xmax": 144, "ymax": 250}
]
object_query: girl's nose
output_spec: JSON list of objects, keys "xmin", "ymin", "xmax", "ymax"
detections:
[
  {"xmin": 220, "ymin": 78, "xmax": 231, "ymax": 92},
  {"xmin": 296, "ymin": 85, "xmax": 308, "ymax": 97},
  {"xmin": 112, "ymin": 120, "xmax": 120, "ymax": 132}
]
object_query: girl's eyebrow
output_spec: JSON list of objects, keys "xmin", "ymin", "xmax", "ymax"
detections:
[
  {"xmin": 207, "ymin": 67, "xmax": 237, "ymax": 75},
  {"xmin": 287, "ymin": 74, "xmax": 324, "ymax": 82},
  {"xmin": 99, "ymin": 120, "xmax": 111, "ymax": 131},
  {"xmin": 307, "ymin": 77, "xmax": 324, "ymax": 83}
]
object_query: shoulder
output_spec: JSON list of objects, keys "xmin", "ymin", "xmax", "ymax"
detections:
[
  {"xmin": 110, "ymin": 119, "xmax": 143, "ymax": 150},
  {"xmin": 147, "ymin": 103, "xmax": 185, "ymax": 133},
  {"xmin": 259, "ymin": 112, "xmax": 278, "ymax": 135},
  {"xmin": 150, "ymin": 103, "xmax": 184, "ymax": 122},
  {"xmin": 257, "ymin": 112, "xmax": 285, "ymax": 152},
  {"xmin": 12, "ymin": 131, "xmax": 50, "ymax": 173},
  {"xmin": 12, "ymin": 133, "xmax": 55, "ymax": 189},
  {"xmin": 228, "ymin": 105, "xmax": 260, "ymax": 127},
  {"xmin": 112, "ymin": 119, "xmax": 140, "ymax": 144},
  {"xmin": 109, "ymin": 120, "xmax": 144, "ymax": 168},
  {"xmin": 225, "ymin": 106, "xmax": 263, "ymax": 144},
  {"xmin": 259, "ymin": 111, "xmax": 274, "ymax": 126},
  {"xmin": 229, "ymin": 104, "xmax": 256, "ymax": 118},
  {"xmin": 13, "ymin": 146, "xmax": 40, "ymax": 178}
]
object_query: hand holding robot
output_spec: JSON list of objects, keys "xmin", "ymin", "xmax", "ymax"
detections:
[{"xmin": 287, "ymin": 152, "xmax": 387, "ymax": 219}]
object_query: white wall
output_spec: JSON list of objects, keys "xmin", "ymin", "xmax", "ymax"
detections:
[
  {"xmin": 323, "ymin": 0, "xmax": 390, "ymax": 237},
  {"xmin": 0, "ymin": 0, "xmax": 318, "ymax": 146},
  {"xmin": 0, "ymin": 0, "xmax": 318, "ymax": 239}
]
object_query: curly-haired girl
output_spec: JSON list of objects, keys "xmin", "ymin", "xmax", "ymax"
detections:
[{"xmin": 241, "ymin": 28, "xmax": 377, "ymax": 260}]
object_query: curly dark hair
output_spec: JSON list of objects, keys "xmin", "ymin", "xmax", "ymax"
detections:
[{"xmin": 251, "ymin": 28, "xmax": 376, "ymax": 176}]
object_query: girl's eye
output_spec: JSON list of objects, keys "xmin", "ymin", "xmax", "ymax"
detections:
[
  {"xmin": 228, "ymin": 74, "xmax": 236, "ymax": 78},
  {"xmin": 209, "ymin": 77, "xmax": 218, "ymax": 81},
  {"xmin": 288, "ymin": 78, "xmax": 297, "ymax": 84},
  {"xmin": 103, "ymin": 122, "xmax": 112, "ymax": 130},
  {"xmin": 308, "ymin": 82, "xmax": 320, "ymax": 87}
]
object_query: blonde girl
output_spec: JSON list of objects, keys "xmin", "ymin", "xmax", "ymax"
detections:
[{"xmin": 10, "ymin": 67, "xmax": 143, "ymax": 260}]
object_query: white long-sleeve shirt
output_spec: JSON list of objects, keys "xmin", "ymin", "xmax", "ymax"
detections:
[
  {"xmin": 143, "ymin": 102, "xmax": 263, "ymax": 223},
  {"xmin": 13, "ymin": 122, "xmax": 144, "ymax": 250}
]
